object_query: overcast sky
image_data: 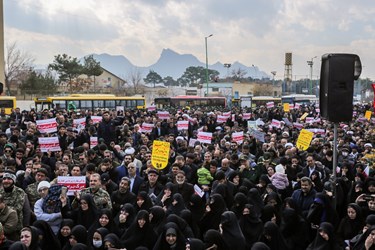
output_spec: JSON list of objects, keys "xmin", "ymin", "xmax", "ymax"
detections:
[{"xmin": 4, "ymin": 0, "xmax": 375, "ymax": 80}]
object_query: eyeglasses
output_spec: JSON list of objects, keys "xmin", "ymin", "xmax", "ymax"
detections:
[{"xmin": 4, "ymin": 150, "xmax": 11, "ymax": 153}]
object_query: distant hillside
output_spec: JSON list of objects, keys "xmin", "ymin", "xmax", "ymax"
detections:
[{"xmin": 91, "ymin": 49, "xmax": 269, "ymax": 80}]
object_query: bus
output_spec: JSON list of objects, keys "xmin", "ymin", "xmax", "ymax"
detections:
[
  {"xmin": 251, "ymin": 96, "xmax": 282, "ymax": 108},
  {"xmin": 154, "ymin": 96, "xmax": 226, "ymax": 109},
  {"xmin": 281, "ymin": 94, "xmax": 318, "ymax": 105},
  {"xmin": 34, "ymin": 94, "xmax": 146, "ymax": 111},
  {"xmin": 0, "ymin": 96, "xmax": 17, "ymax": 115}
]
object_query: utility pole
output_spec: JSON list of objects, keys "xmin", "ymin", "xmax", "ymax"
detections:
[
  {"xmin": 307, "ymin": 56, "xmax": 317, "ymax": 95},
  {"xmin": 205, "ymin": 34, "xmax": 213, "ymax": 96}
]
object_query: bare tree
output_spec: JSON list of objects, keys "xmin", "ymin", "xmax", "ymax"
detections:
[
  {"xmin": 126, "ymin": 67, "xmax": 144, "ymax": 95},
  {"xmin": 5, "ymin": 42, "xmax": 35, "ymax": 94},
  {"xmin": 252, "ymin": 83, "xmax": 274, "ymax": 96},
  {"xmin": 230, "ymin": 67, "xmax": 247, "ymax": 81}
]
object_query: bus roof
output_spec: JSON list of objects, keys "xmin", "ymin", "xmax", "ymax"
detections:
[{"xmin": 170, "ymin": 96, "xmax": 225, "ymax": 99}]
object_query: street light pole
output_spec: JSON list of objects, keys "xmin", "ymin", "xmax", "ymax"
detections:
[
  {"xmin": 205, "ymin": 34, "xmax": 213, "ymax": 96},
  {"xmin": 307, "ymin": 56, "xmax": 317, "ymax": 95}
]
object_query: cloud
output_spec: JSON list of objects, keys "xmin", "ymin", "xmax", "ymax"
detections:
[{"xmin": 4, "ymin": 0, "xmax": 375, "ymax": 79}]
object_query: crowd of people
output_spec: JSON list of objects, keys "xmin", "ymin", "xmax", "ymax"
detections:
[{"xmin": 0, "ymin": 102, "xmax": 374, "ymax": 249}]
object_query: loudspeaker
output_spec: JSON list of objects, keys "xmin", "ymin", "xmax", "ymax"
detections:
[{"xmin": 320, "ymin": 53, "xmax": 361, "ymax": 122}]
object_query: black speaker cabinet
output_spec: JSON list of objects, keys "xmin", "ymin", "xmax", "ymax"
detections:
[{"xmin": 320, "ymin": 53, "xmax": 361, "ymax": 122}]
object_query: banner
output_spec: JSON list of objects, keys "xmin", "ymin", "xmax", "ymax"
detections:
[
  {"xmin": 222, "ymin": 111, "xmax": 231, "ymax": 118},
  {"xmin": 91, "ymin": 116, "xmax": 102, "ymax": 124},
  {"xmin": 305, "ymin": 117, "xmax": 314, "ymax": 124},
  {"xmin": 232, "ymin": 131, "xmax": 244, "ymax": 144},
  {"xmin": 293, "ymin": 122, "xmax": 304, "ymax": 130},
  {"xmin": 151, "ymin": 140, "xmax": 170, "ymax": 170},
  {"xmin": 38, "ymin": 137, "xmax": 61, "ymax": 152},
  {"xmin": 283, "ymin": 103, "xmax": 290, "ymax": 112},
  {"xmin": 296, "ymin": 129, "xmax": 314, "ymax": 151},
  {"xmin": 116, "ymin": 106, "xmax": 124, "ymax": 112},
  {"xmin": 217, "ymin": 115, "xmax": 227, "ymax": 123},
  {"xmin": 177, "ymin": 121, "xmax": 189, "ymax": 131},
  {"xmin": 271, "ymin": 119, "xmax": 281, "ymax": 128},
  {"xmin": 189, "ymin": 138, "xmax": 198, "ymax": 147},
  {"xmin": 307, "ymin": 128, "xmax": 326, "ymax": 135},
  {"xmin": 249, "ymin": 129, "xmax": 265, "ymax": 142},
  {"xmin": 232, "ymin": 114, "xmax": 235, "ymax": 122},
  {"xmin": 147, "ymin": 105, "xmax": 156, "ymax": 112},
  {"xmin": 197, "ymin": 132, "xmax": 212, "ymax": 144},
  {"xmin": 242, "ymin": 113, "xmax": 251, "ymax": 120},
  {"xmin": 157, "ymin": 111, "xmax": 170, "ymax": 120},
  {"xmin": 90, "ymin": 137, "xmax": 98, "ymax": 148},
  {"xmin": 300, "ymin": 112, "xmax": 309, "ymax": 120},
  {"xmin": 248, "ymin": 121, "xmax": 257, "ymax": 129},
  {"xmin": 57, "ymin": 176, "xmax": 86, "ymax": 196},
  {"xmin": 73, "ymin": 118, "xmax": 86, "ymax": 132},
  {"xmin": 282, "ymin": 118, "xmax": 292, "ymax": 126},
  {"xmin": 37, "ymin": 118, "xmax": 58, "ymax": 134},
  {"xmin": 266, "ymin": 102, "xmax": 274, "ymax": 108},
  {"xmin": 294, "ymin": 103, "xmax": 301, "ymax": 109},
  {"xmin": 141, "ymin": 123, "xmax": 154, "ymax": 133},
  {"xmin": 372, "ymin": 83, "xmax": 375, "ymax": 108},
  {"xmin": 255, "ymin": 118, "xmax": 265, "ymax": 126}
]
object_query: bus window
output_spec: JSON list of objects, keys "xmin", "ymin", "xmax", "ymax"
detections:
[
  {"xmin": 136, "ymin": 100, "xmax": 145, "ymax": 107},
  {"xmin": 105, "ymin": 100, "xmax": 116, "ymax": 109},
  {"xmin": 116, "ymin": 100, "xmax": 126, "ymax": 107},
  {"xmin": 127, "ymin": 100, "xmax": 136, "ymax": 108},
  {"xmin": 0, "ymin": 100, "xmax": 13, "ymax": 108},
  {"xmin": 93, "ymin": 100, "xmax": 105, "ymax": 108},
  {"xmin": 53, "ymin": 101, "xmax": 66, "ymax": 109},
  {"xmin": 80, "ymin": 100, "xmax": 93, "ymax": 109}
]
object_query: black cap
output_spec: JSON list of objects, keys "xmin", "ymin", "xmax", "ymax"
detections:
[
  {"xmin": 101, "ymin": 173, "xmax": 110, "ymax": 183},
  {"xmin": 148, "ymin": 169, "xmax": 159, "ymax": 175}
]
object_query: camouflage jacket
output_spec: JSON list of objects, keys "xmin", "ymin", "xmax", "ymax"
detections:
[
  {"xmin": 0, "ymin": 186, "xmax": 26, "ymax": 231},
  {"xmin": 73, "ymin": 187, "xmax": 112, "ymax": 210}
]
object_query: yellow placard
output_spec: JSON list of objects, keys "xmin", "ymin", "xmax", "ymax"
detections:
[
  {"xmin": 365, "ymin": 110, "xmax": 372, "ymax": 120},
  {"xmin": 283, "ymin": 103, "xmax": 290, "ymax": 112},
  {"xmin": 296, "ymin": 129, "xmax": 314, "ymax": 151},
  {"xmin": 151, "ymin": 140, "xmax": 170, "ymax": 170},
  {"xmin": 300, "ymin": 112, "xmax": 309, "ymax": 120}
]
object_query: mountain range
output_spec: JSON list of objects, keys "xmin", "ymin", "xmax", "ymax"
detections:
[{"xmin": 90, "ymin": 48, "xmax": 270, "ymax": 80}]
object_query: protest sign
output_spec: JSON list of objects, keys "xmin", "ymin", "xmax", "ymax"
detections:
[
  {"xmin": 151, "ymin": 141, "xmax": 170, "ymax": 170},
  {"xmin": 232, "ymin": 131, "xmax": 244, "ymax": 144},
  {"xmin": 57, "ymin": 176, "xmax": 86, "ymax": 196},
  {"xmin": 38, "ymin": 137, "xmax": 61, "ymax": 152},
  {"xmin": 36, "ymin": 118, "xmax": 58, "ymax": 134},
  {"xmin": 197, "ymin": 132, "xmax": 212, "ymax": 144},
  {"xmin": 90, "ymin": 137, "xmax": 98, "ymax": 148},
  {"xmin": 296, "ymin": 129, "xmax": 314, "ymax": 151},
  {"xmin": 177, "ymin": 121, "xmax": 189, "ymax": 131}
]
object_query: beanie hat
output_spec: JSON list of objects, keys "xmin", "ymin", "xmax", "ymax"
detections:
[
  {"xmin": 37, "ymin": 181, "xmax": 51, "ymax": 191},
  {"xmin": 3, "ymin": 172, "xmax": 16, "ymax": 183},
  {"xmin": 275, "ymin": 164, "xmax": 285, "ymax": 174}
]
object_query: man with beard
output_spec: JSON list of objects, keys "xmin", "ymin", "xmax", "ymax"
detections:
[
  {"xmin": 173, "ymin": 170, "xmax": 194, "ymax": 205},
  {"xmin": 0, "ymin": 171, "xmax": 30, "ymax": 235},
  {"xmin": 111, "ymin": 177, "xmax": 136, "ymax": 215}
]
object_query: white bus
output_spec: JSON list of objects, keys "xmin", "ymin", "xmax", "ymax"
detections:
[{"xmin": 281, "ymin": 94, "xmax": 318, "ymax": 105}]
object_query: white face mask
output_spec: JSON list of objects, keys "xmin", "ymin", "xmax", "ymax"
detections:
[
  {"xmin": 342, "ymin": 152, "xmax": 348, "ymax": 157},
  {"xmin": 93, "ymin": 240, "xmax": 102, "ymax": 248}
]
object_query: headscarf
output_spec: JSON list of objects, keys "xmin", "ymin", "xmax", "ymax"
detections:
[{"xmin": 32, "ymin": 220, "xmax": 61, "ymax": 249}]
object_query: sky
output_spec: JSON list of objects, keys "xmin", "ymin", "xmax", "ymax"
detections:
[{"xmin": 4, "ymin": 0, "xmax": 375, "ymax": 80}]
